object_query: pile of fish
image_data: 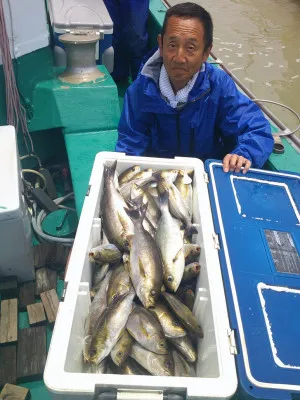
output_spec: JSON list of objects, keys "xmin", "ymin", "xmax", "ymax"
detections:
[{"xmin": 83, "ymin": 161, "xmax": 203, "ymax": 377}]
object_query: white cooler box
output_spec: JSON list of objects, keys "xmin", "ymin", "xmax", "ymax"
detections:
[
  {"xmin": 0, "ymin": 126, "xmax": 34, "ymax": 283},
  {"xmin": 44, "ymin": 152, "xmax": 300, "ymax": 400}
]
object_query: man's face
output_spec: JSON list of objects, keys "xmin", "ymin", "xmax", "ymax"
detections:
[{"xmin": 158, "ymin": 16, "xmax": 211, "ymax": 91}]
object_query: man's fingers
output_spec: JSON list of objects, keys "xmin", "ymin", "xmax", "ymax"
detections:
[
  {"xmin": 243, "ymin": 159, "xmax": 252, "ymax": 174},
  {"xmin": 235, "ymin": 156, "xmax": 245, "ymax": 173},
  {"xmin": 223, "ymin": 154, "xmax": 232, "ymax": 172},
  {"xmin": 229, "ymin": 154, "xmax": 238, "ymax": 172}
]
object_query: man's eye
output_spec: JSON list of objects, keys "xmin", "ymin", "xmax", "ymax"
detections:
[
  {"xmin": 168, "ymin": 43, "xmax": 176, "ymax": 49},
  {"xmin": 188, "ymin": 46, "xmax": 195, "ymax": 51}
]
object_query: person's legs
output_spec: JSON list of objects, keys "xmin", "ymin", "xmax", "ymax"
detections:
[
  {"xmin": 104, "ymin": 0, "xmax": 130, "ymax": 81},
  {"xmin": 121, "ymin": 0, "xmax": 149, "ymax": 80}
]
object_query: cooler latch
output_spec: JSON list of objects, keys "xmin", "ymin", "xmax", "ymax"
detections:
[
  {"xmin": 227, "ymin": 329, "xmax": 238, "ymax": 355},
  {"xmin": 94, "ymin": 389, "xmax": 185, "ymax": 400},
  {"xmin": 203, "ymin": 172, "xmax": 209, "ymax": 183},
  {"xmin": 212, "ymin": 233, "xmax": 220, "ymax": 250}
]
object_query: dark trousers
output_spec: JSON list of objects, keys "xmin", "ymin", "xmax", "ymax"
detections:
[{"xmin": 104, "ymin": 0, "xmax": 149, "ymax": 81}]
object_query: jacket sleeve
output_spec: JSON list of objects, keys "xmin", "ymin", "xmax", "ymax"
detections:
[
  {"xmin": 216, "ymin": 73, "xmax": 274, "ymax": 168},
  {"xmin": 115, "ymin": 81, "xmax": 153, "ymax": 156}
]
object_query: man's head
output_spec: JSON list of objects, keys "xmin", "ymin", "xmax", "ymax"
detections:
[{"xmin": 158, "ymin": 2, "xmax": 213, "ymax": 92}]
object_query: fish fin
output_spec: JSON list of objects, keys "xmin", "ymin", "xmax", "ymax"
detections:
[
  {"xmin": 173, "ymin": 248, "xmax": 184, "ymax": 263},
  {"xmin": 125, "ymin": 203, "xmax": 148, "ymax": 223}
]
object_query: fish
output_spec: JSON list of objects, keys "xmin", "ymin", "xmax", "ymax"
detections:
[
  {"xmin": 118, "ymin": 165, "xmax": 141, "ymax": 185},
  {"xmin": 93, "ymin": 263, "xmax": 110, "ymax": 287},
  {"xmin": 182, "ymin": 262, "xmax": 201, "ymax": 283},
  {"xmin": 155, "ymin": 169, "xmax": 178, "ymax": 183},
  {"xmin": 89, "ymin": 358, "xmax": 108, "ymax": 374},
  {"xmin": 111, "ymin": 330, "xmax": 134, "ymax": 366},
  {"xmin": 85, "ymin": 288, "xmax": 135, "ymax": 365},
  {"xmin": 101, "ymin": 161, "xmax": 134, "ymax": 251},
  {"xmin": 120, "ymin": 175, "xmax": 156, "ymax": 200},
  {"xmin": 126, "ymin": 305, "xmax": 168, "ymax": 354},
  {"xmin": 174, "ymin": 170, "xmax": 193, "ymax": 215},
  {"xmin": 184, "ymin": 289, "xmax": 195, "ymax": 311},
  {"xmin": 130, "ymin": 168, "xmax": 153, "ymax": 181},
  {"xmin": 107, "ymin": 263, "xmax": 132, "ymax": 305},
  {"xmin": 157, "ymin": 176, "xmax": 197, "ymax": 237},
  {"xmin": 130, "ymin": 342, "xmax": 174, "ymax": 376},
  {"xmin": 172, "ymin": 349, "xmax": 196, "ymax": 377},
  {"xmin": 150, "ymin": 302, "xmax": 186, "ymax": 338},
  {"xmin": 125, "ymin": 204, "xmax": 163, "ymax": 308},
  {"xmin": 130, "ymin": 184, "xmax": 161, "ymax": 229},
  {"xmin": 184, "ymin": 244, "xmax": 201, "ymax": 264},
  {"xmin": 121, "ymin": 358, "xmax": 149, "ymax": 375},
  {"xmin": 147, "ymin": 186, "xmax": 160, "ymax": 209},
  {"xmin": 156, "ymin": 191, "xmax": 185, "ymax": 292},
  {"xmin": 169, "ymin": 335, "xmax": 197, "ymax": 363},
  {"xmin": 162, "ymin": 292, "xmax": 203, "ymax": 338},
  {"xmin": 89, "ymin": 244, "xmax": 122, "ymax": 264},
  {"xmin": 87, "ymin": 270, "xmax": 113, "ymax": 336}
]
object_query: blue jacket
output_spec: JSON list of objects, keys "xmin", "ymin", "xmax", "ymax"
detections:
[{"xmin": 116, "ymin": 49, "xmax": 274, "ymax": 167}]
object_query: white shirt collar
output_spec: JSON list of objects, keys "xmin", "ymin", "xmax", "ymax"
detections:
[{"xmin": 159, "ymin": 64, "xmax": 205, "ymax": 108}]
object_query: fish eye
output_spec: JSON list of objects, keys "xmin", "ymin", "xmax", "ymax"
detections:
[
  {"xmin": 124, "ymin": 240, "xmax": 130, "ymax": 248},
  {"xmin": 167, "ymin": 276, "xmax": 173, "ymax": 282},
  {"xmin": 159, "ymin": 342, "xmax": 165, "ymax": 348},
  {"xmin": 118, "ymin": 351, "xmax": 123, "ymax": 357},
  {"xmin": 174, "ymin": 320, "xmax": 179, "ymax": 326},
  {"xmin": 150, "ymin": 290, "xmax": 156, "ymax": 297},
  {"xmin": 112, "ymin": 294, "xmax": 118, "ymax": 300},
  {"xmin": 165, "ymin": 361, "xmax": 171, "ymax": 368}
]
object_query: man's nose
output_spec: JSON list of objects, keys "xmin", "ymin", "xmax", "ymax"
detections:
[{"xmin": 174, "ymin": 47, "xmax": 186, "ymax": 64}]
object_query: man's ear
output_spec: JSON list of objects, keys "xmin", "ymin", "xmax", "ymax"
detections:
[
  {"xmin": 157, "ymin": 34, "xmax": 163, "ymax": 56},
  {"xmin": 203, "ymin": 45, "xmax": 212, "ymax": 62}
]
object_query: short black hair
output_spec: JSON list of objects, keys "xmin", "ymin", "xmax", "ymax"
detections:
[{"xmin": 161, "ymin": 2, "xmax": 213, "ymax": 52}]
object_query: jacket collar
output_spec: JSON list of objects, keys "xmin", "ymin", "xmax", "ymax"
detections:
[{"xmin": 140, "ymin": 48, "xmax": 211, "ymax": 105}]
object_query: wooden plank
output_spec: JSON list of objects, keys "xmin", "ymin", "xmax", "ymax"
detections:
[
  {"xmin": 26, "ymin": 303, "xmax": 46, "ymax": 326},
  {"xmin": 34, "ymin": 243, "xmax": 70, "ymax": 269},
  {"xmin": 19, "ymin": 282, "xmax": 35, "ymax": 311},
  {"xmin": 17, "ymin": 326, "xmax": 46, "ymax": 382},
  {"xmin": 0, "ymin": 276, "xmax": 18, "ymax": 300},
  {"xmin": 35, "ymin": 268, "xmax": 57, "ymax": 296},
  {"xmin": 0, "ymin": 383, "xmax": 30, "ymax": 399},
  {"xmin": 0, "ymin": 299, "xmax": 18, "ymax": 344},
  {"xmin": 0, "ymin": 345, "xmax": 17, "ymax": 386},
  {"xmin": 40, "ymin": 290, "xmax": 59, "ymax": 323}
]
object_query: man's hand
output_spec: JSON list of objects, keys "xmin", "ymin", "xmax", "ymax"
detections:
[{"xmin": 223, "ymin": 154, "xmax": 252, "ymax": 174}]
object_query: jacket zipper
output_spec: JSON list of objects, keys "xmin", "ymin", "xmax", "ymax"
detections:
[
  {"xmin": 176, "ymin": 88, "xmax": 210, "ymax": 156},
  {"xmin": 176, "ymin": 111, "xmax": 181, "ymax": 155}
]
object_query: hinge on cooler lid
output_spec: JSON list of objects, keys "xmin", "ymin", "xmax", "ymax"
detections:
[
  {"xmin": 228, "ymin": 329, "xmax": 238, "ymax": 355},
  {"xmin": 203, "ymin": 172, "xmax": 209, "ymax": 183},
  {"xmin": 212, "ymin": 233, "xmax": 220, "ymax": 250}
]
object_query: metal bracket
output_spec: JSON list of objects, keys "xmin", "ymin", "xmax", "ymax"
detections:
[
  {"xmin": 212, "ymin": 233, "xmax": 220, "ymax": 250},
  {"xmin": 203, "ymin": 172, "xmax": 209, "ymax": 183},
  {"xmin": 61, "ymin": 281, "xmax": 68, "ymax": 302},
  {"xmin": 227, "ymin": 329, "xmax": 238, "ymax": 355}
]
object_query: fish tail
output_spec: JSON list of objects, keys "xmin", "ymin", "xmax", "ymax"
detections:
[
  {"xmin": 104, "ymin": 160, "xmax": 117, "ymax": 181},
  {"xmin": 159, "ymin": 190, "xmax": 169, "ymax": 211},
  {"xmin": 125, "ymin": 203, "xmax": 148, "ymax": 224},
  {"xmin": 185, "ymin": 223, "xmax": 198, "ymax": 237}
]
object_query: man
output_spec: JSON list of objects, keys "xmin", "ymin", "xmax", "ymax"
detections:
[
  {"xmin": 104, "ymin": 0, "xmax": 149, "ymax": 82},
  {"xmin": 116, "ymin": 2, "xmax": 274, "ymax": 173}
]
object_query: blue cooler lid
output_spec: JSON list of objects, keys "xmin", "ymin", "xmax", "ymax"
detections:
[{"xmin": 206, "ymin": 161, "xmax": 300, "ymax": 400}]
